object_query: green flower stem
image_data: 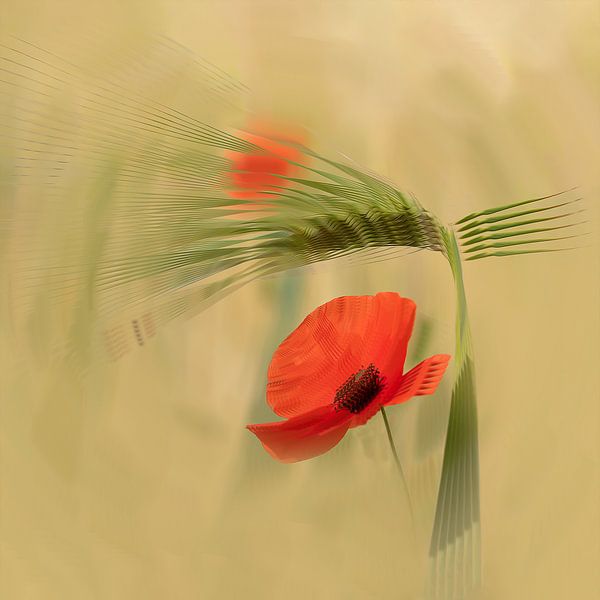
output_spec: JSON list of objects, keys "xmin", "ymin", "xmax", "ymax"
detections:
[{"xmin": 380, "ymin": 406, "xmax": 417, "ymax": 541}]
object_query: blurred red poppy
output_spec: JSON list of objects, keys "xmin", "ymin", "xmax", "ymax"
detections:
[
  {"xmin": 247, "ymin": 293, "xmax": 450, "ymax": 463},
  {"xmin": 225, "ymin": 124, "xmax": 306, "ymax": 201}
]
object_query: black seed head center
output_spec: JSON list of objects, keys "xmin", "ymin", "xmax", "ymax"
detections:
[{"xmin": 333, "ymin": 364, "xmax": 384, "ymax": 413}]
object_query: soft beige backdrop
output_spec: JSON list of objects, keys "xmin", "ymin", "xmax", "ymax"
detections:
[{"xmin": 1, "ymin": 1, "xmax": 599, "ymax": 599}]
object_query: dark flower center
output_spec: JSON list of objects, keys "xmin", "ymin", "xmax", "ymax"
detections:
[{"xmin": 333, "ymin": 364, "xmax": 384, "ymax": 413}]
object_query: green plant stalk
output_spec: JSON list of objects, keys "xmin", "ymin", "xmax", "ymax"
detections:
[
  {"xmin": 427, "ymin": 228, "xmax": 481, "ymax": 600},
  {"xmin": 380, "ymin": 406, "xmax": 417, "ymax": 535}
]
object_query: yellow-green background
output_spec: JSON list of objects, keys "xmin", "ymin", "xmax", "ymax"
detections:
[{"xmin": 1, "ymin": 1, "xmax": 599, "ymax": 598}]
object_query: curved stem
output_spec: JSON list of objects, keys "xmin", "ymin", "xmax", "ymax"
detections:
[
  {"xmin": 380, "ymin": 406, "xmax": 417, "ymax": 534},
  {"xmin": 426, "ymin": 227, "xmax": 481, "ymax": 600}
]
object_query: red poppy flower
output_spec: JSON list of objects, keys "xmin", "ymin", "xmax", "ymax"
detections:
[
  {"xmin": 225, "ymin": 124, "xmax": 306, "ymax": 201},
  {"xmin": 247, "ymin": 293, "xmax": 450, "ymax": 463}
]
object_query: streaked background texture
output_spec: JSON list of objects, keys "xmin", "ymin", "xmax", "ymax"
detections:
[{"xmin": 1, "ymin": 1, "xmax": 598, "ymax": 599}]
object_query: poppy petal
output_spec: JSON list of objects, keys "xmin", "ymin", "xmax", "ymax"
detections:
[
  {"xmin": 358, "ymin": 292, "xmax": 416, "ymax": 397},
  {"xmin": 385, "ymin": 354, "xmax": 451, "ymax": 405},
  {"xmin": 225, "ymin": 131, "xmax": 303, "ymax": 199},
  {"xmin": 247, "ymin": 405, "xmax": 352, "ymax": 463},
  {"xmin": 267, "ymin": 293, "xmax": 416, "ymax": 418}
]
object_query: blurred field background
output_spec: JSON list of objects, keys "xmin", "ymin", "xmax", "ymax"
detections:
[{"xmin": 1, "ymin": 1, "xmax": 599, "ymax": 599}]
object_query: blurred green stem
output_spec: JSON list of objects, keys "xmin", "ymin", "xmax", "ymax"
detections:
[
  {"xmin": 380, "ymin": 406, "xmax": 416, "ymax": 534},
  {"xmin": 426, "ymin": 228, "xmax": 481, "ymax": 599}
]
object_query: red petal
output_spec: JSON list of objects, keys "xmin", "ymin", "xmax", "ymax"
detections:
[
  {"xmin": 247, "ymin": 405, "xmax": 352, "ymax": 463},
  {"xmin": 359, "ymin": 292, "xmax": 416, "ymax": 398},
  {"xmin": 267, "ymin": 293, "xmax": 416, "ymax": 418},
  {"xmin": 225, "ymin": 131, "xmax": 303, "ymax": 199},
  {"xmin": 385, "ymin": 354, "xmax": 451, "ymax": 406}
]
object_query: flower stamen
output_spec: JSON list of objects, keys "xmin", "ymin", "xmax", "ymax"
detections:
[{"xmin": 333, "ymin": 364, "xmax": 383, "ymax": 413}]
